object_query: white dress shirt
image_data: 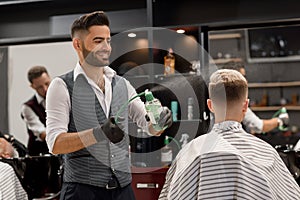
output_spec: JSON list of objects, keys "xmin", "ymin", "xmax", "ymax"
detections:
[
  {"xmin": 46, "ymin": 63, "xmax": 148, "ymax": 153},
  {"xmin": 21, "ymin": 93, "xmax": 46, "ymax": 140},
  {"xmin": 243, "ymin": 108, "xmax": 264, "ymax": 133}
]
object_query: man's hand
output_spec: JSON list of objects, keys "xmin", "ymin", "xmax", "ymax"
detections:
[
  {"xmin": 93, "ymin": 117, "xmax": 124, "ymax": 143},
  {"xmin": 158, "ymin": 107, "xmax": 173, "ymax": 129},
  {"xmin": 278, "ymin": 111, "xmax": 289, "ymax": 131}
]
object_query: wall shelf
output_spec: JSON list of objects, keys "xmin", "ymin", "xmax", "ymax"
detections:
[
  {"xmin": 209, "ymin": 33, "xmax": 242, "ymax": 40},
  {"xmin": 251, "ymin": 106, "xmax": 300, "ymax": 111},
  {"xmin": 210, "ymin": 58, "xmax": 243, "ymax": 64},
  {"xmin": 248, "ymin": 81, "xmax": 300, "ymax": 88}
]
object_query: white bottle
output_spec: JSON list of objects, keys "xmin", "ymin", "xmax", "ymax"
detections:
[
  {"xmin": 161, "ymin": 136, "xmax": 173, "ymax": 167},
  {"xmin": 187, "ymin": 97, "xmax": 194, "ymax": 120},
  {"xmin": 145, "ymin": 90, "xmax": 164, "ymax": 131},
  {"xmin": 179, "ymin": 133, "xmax": 189, "ymax": 148}
]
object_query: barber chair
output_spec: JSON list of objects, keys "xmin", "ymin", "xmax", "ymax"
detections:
[
  {"xmin": 1, "ymin": 154, "xmax": 62, "ymax": 200},
  {"xmin": 275, "ymin": 144, "xmax": 300, "ymax": 185}
]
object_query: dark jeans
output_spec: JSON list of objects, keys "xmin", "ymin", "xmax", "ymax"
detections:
[{"xmin": 60, "ymin": 182, "xmax": 136, "ymax": 200}]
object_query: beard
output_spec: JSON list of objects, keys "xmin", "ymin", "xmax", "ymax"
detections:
[{"xmin": 82, "ymin": 43, "xmax": 110, "ymax": 67}]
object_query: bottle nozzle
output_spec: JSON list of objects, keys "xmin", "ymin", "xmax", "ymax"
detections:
[
  {"xmin": 145, "ymin": 89, "xmax": 154, "ymax": 101},
  {"xmin": 164, "ymin": 136, "xmax": 170, "ymax": 145},
  {"xmin": 281, "ymin": 107, "xmax": 287, "ymax": 113}
]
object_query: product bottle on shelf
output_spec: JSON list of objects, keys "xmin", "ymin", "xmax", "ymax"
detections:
[
  {"xmin": 144, "ymin": 90, "xmax": 164, "ymax": 131},
  {"xmin": 161, "ymin": 136, "xmax": 173, "ymax": 167},
  {"xmin": 164, "ymin": 48, "xmax": 175, "ymax": 75},
  {"xmin": 187, "ymin": 97, "xmax": 194, "ymax": 120},
  {"xmin": 260, "ymin": 91, "xmax": 269, "ymax": 106},
  {"xmin": 171, "ymin": 101, "xmax": 178, "ymax": 122},
  {"xmin": 179, "ymin": 133, "xmax": 189, "ymax": 148}
]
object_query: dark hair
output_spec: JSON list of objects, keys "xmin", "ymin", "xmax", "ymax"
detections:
[
  {"xmin": 28, "ymin": 66, "xmax": 48, "ymax": 83},
  {"xmin": 221, "ymin": 61, "xmax": 245, "ymax": 72},
  {"xmin": 71, "ymin": 11, "xmax": 110, "ymax": 38}
]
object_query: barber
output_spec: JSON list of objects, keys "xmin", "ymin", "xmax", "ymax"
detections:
[{"xmin": 46, "ymin": 11, "xmax": 172, "ymax": 200}]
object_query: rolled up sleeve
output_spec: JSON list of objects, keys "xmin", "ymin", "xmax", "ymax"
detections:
[{"xmin": 46, "ymin": 77, "xmax": 70, "ymax": 153}]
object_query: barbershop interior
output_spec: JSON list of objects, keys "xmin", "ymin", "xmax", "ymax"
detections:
[{"xmin": 0, "ymin": 0, "xmax": 300, "ymax": 199}]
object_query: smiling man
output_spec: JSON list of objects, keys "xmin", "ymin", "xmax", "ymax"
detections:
[{"xmin": 45, "ymin": 11, "xmax": 172, "ymax": 200}]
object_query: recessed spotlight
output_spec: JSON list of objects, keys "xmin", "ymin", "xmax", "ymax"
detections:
[
  {"xmin": 128, "ymin": 33, "xmax": 136, "ymax": 38},
  {"xmin": 176, "ymin": 29, "xmax": 185, "ymax": 34}
]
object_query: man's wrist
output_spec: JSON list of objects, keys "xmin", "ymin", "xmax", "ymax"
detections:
[{"xmin": 93, "ymin": 126, "xmax": 106, "ymax": 142}]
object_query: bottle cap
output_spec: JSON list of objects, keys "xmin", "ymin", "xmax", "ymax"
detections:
[
  {"xmin": 164, "ymin": 136, "xmax": 169, "ymax": 145},
  {"xmin": 145, "ymin": 90, "xmax": 154, "ymax": 101}
]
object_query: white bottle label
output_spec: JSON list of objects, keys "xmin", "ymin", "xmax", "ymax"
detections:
[
  {"xmin": 161, "ymin": 150, "xmax": 173, "ymax": 163},
  {"xmin": 187, "ymin": 105, "xmax": 193, "ymax": 120},
  {"xmin": 148, "ymin": 112, "xmax": 156, "ymax": 124}
]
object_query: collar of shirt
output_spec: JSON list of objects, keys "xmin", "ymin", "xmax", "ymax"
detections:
[
  {"xmin": 74, "ymin": 63, "xmax": 116, "ymax": 81},
  {"xmin": 35, "ymin": 93, "xmax": 45, "ymax": 105},
  {"xmin": 73, "ymin": 62, "xmax": 116, "ymax": 84}
]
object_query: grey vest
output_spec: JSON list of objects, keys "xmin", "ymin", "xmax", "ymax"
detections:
[{"xmin": 60, "ymin": 70, "xmax": 131, "ymax": 188}]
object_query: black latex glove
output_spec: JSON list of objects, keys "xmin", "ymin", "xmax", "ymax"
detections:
[
  {"xmin": 158, "ymin": 107, "xmax": 173, "ymax": 129},
  {"xmin": 278, "ymin": 111, "xmax": 289, "ymax": 131},
  {"xmin": 93, "ymin": 117, "xmax": 124, "ymax": 143}
]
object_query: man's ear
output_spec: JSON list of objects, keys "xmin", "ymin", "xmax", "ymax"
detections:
[
  {"xmin": 242, "ymin": 99, "xmax": 249, "ymax": 113},
  {"xmin": 73, "ymin": 38, "xmax": 81, "ymax": 50},
  {"xmin": 207, "ymin": 99, "xmax": 214, "ymax": 113}
]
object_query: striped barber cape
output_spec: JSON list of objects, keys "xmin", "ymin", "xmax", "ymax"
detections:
[
  {"xmin": 159, "ymin": 121, "xmax": 300, "ymax": 200},
  {"xmin": 0, "ymin": 162, "xmax": 28, "ymax": 200}
]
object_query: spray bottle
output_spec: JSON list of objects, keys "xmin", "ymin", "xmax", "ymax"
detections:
[
  {"xmin": 273, "ymin": 107, "xmax": 289, "ymax": 131},
  {"xmin": 115, "ymin": 89, "xmax": 167, "ymax": 132},
  {"xmin": 144, "ymin": 90, "xmax": 165, "ymax": 131}
]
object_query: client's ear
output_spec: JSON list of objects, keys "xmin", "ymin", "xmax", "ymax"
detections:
[
  {"xmin": 242, "ymin": 99, "xmax": 249, "ymax": 113},
  {"xmin": 207, "ymin": 99, "xmax": 214, "ymax": 113}
]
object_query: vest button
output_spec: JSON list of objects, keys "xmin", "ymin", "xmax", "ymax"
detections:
[{"xmin": 111, "ymin": 154, "xmax": 115, "ymax": 158}]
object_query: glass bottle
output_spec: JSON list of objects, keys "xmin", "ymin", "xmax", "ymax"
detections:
[{"xmin": 164, "ymin": 48, "xmax": 175, "ymax": 75}]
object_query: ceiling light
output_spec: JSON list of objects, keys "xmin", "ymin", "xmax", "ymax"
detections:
[
  {"xmin": 128, "ymin": 33, "xmax": 136, "ymax": 38},
  {"xmin": 176, "ymin": 29, "xmax": 185, "ymax": 34}
]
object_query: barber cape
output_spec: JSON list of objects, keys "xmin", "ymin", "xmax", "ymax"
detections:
[
  {"xmin": 159, "ymin": 121, "xmax": 300, "ymax": 200},
  {"xmin": 0, "ymin": 162, "xmax": 28, "ymax": 200}
]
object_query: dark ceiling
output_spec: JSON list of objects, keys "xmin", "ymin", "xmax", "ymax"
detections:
[{"xmin": 0, "ymin": 0, "xmax": 146, "ymax": 21}]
